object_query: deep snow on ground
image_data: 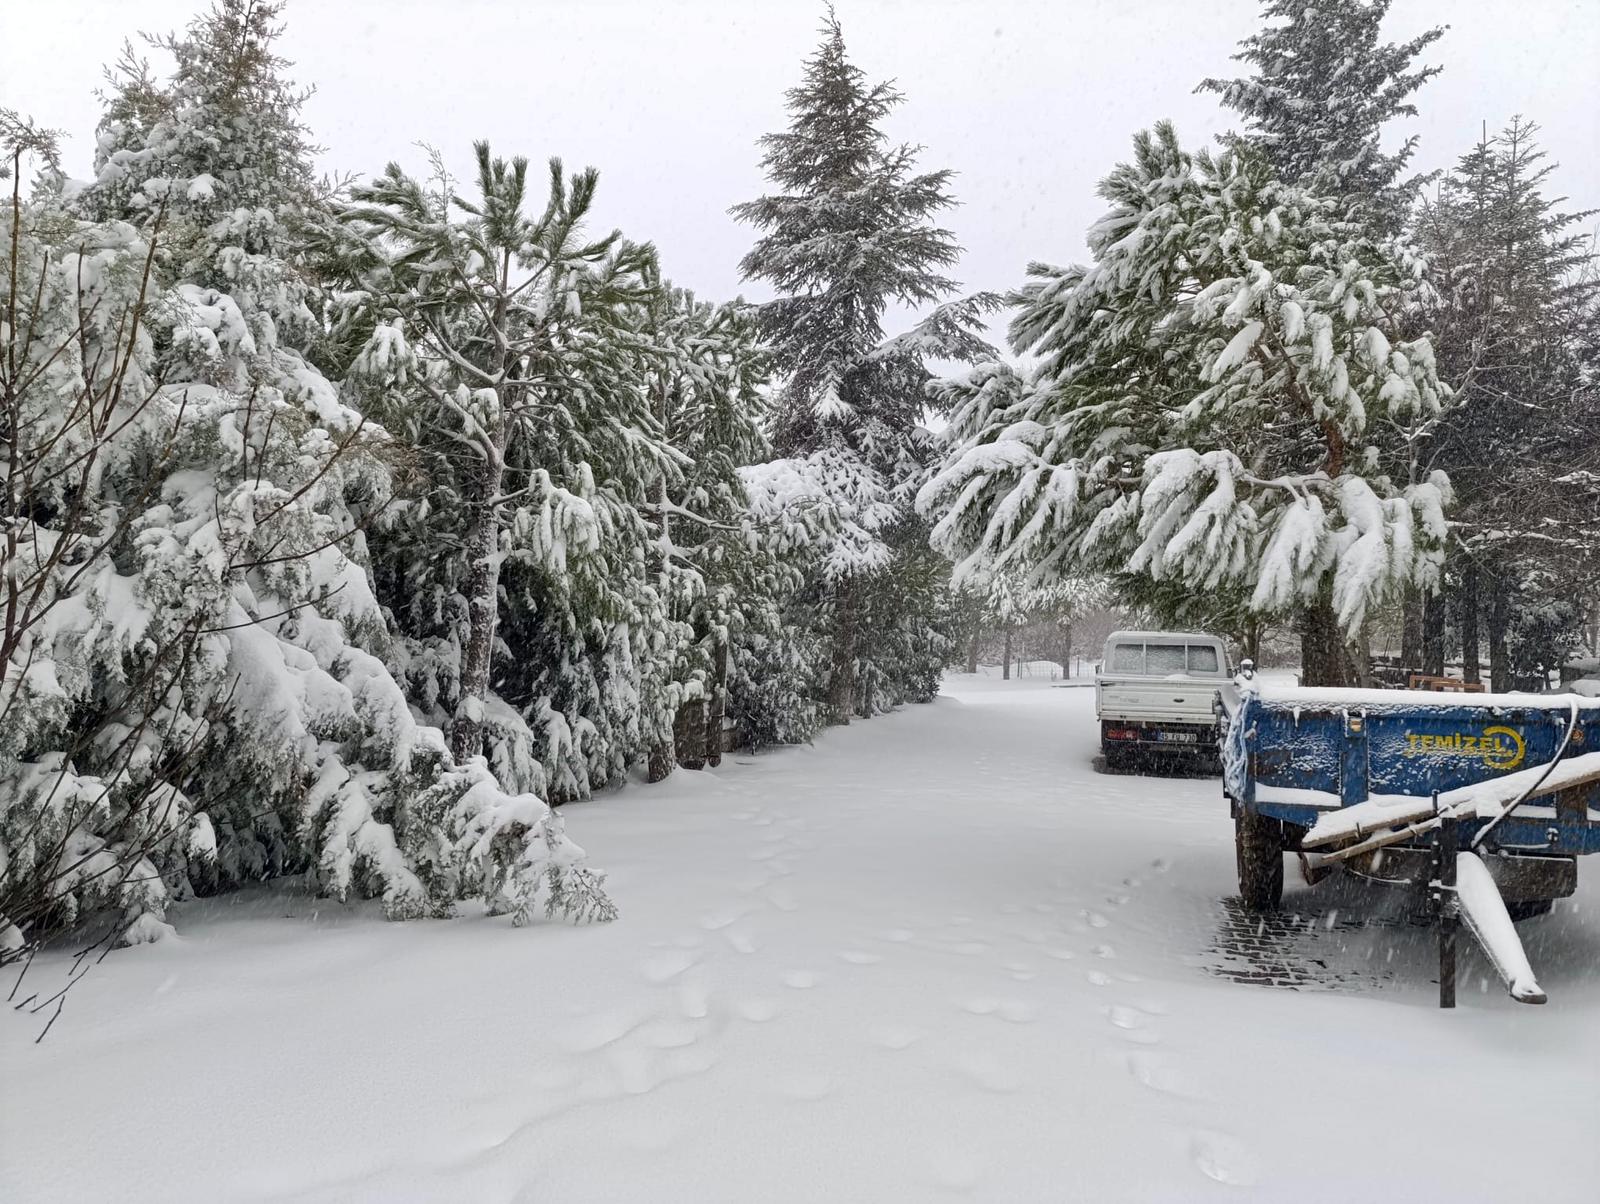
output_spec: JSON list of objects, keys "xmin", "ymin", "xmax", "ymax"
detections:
[{"xmin": 4, "ymin": 675, "xmax": 1599, "ymax": 1203}]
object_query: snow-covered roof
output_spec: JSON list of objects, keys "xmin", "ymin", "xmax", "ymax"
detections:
[{"xmin": 1105, "ymin": 630, "xmax": 1225, "ymax": 644}]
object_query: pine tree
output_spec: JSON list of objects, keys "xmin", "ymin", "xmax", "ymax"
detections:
[
  {"xmin": 732, "ymin": 9, "xmax": 993, "ymax": 722},
  {"xmin": 1198, "ymin": 0, "xmax": 1445, "ymax": 228},
  {"xmin": 1413, "ymin": 118, "xmax": 1599, "ymax": 685},
  {"xmin": 1, "ymin": 3, "xmax": 615, "ymax": 958},
  {"xmin": 340, "ymin": 145, "xmax": 665, "ymax": 769},
  {"xmin": 918, "ymin": 125, "xmax": 1452, "ymax": 685},
  {"xmin": 635, "ymin": 288, "xmax": 771, "ymax": 772}
]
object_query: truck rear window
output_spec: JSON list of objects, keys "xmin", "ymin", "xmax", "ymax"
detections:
[
  {"xmin": 1146, "ymin": 645, "xmax": 1187, "ymax": 674},
  {"xmin": 1109, "ymin": 644, "xmax": 1144, "ymax": 672},
  {"xmin": 1106, "ymin": 641, "xmax": 1224, "ymax": 675}
]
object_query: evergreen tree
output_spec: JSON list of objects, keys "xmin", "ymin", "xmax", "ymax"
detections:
[
  {"xmin": 918, "ymin": 125, "xmax": 1452, "ymax": 685},
  {"xmin": 1198, "ymin": 0, "xmax": 1445, "ymax": 227},
  {"xmin": 1413, "ymin": 118, "xmax": 1599, "ymax": 684},
  {"xmin": 635, "ymin": 288, "xmax": 771, "ymax": 773},
  {"xmin": 732, "ymin": 9, "xmax": 993, "ymax": 722},
  {"xmin": 0, "ymin": 3, "xmax": 614, "ymax": 958}
]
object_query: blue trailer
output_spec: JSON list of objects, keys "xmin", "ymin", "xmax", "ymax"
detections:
[{"xmin": 1217, "ymin": 677, "xmax": 1600, "ymax": 1006}]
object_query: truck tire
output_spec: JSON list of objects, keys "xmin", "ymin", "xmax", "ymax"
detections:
[{"xmin": 1235, "ymin": 809, "xmax": 1283, "ymax": 912}]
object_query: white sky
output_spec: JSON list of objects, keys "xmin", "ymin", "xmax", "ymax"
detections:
[{"xmin": 5, "ymin": 0, "xmax": 1597, "ymax": 329}]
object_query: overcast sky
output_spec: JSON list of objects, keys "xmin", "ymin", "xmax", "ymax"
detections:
[{"xmin": 5, "ymin": 0, "xmax": 1597, "ymax": 330}]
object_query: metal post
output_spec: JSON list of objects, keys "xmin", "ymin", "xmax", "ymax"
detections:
[{"xmin": 1437, "ymin": 798, "xmax": 1458, "ymax": 1010}]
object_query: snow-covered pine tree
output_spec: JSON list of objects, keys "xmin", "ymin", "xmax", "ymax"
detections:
[
  {"xmin": 338, "ymin": 142, "xmax": 671, "ymax": 772},
  {"xmin": 1198, "ymin": 0, "xmax": 1445, "ymax": 229},
  {"xmin": 732, "ymin": 9, "xmax": 994, "ymax": 723},
  {"xmin": 1413, "ymin": 118, "xmax": 1599, "ymax": 685},
  {"xmin": 634, "ymin": 288, "xmax": 771, "ymax": 773},
  {"xmin": 1202, "ymin": 0, "xmax": 1455, "ymax": 672},
  {"xmin": 918, "ymin": 124, "xmax": 1452, "ymax": 686},
  {"xmin": 1, "ymin": 3, "xmax": 614, "ymax": 960}
]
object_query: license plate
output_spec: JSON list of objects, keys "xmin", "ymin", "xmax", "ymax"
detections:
[{"xmin": 1156, "ymin": 731, "xmax": 1199, "ymax": 744}]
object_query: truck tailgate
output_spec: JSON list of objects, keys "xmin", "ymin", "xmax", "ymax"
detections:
[{"xmin": 1099, "ymin": 678, "xmax": 1218, "ymax": 724}]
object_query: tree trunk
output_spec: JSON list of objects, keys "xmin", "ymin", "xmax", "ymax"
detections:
[
  {"xmin": 705, "ymin": 637, "xmax": 727, "ymax": 767},
  {"xmin": 674, "ymin": 698, "xmax": 707, "ymax": 771},
  {"xmin": 1488, "ymin": 574, "xmax": 1510, "ymax": 692},
  {"xmin": 1299, "ymin": 596, "xmax": 1352, "ymax": 686},
  {"xmin": 1401, "ymin": 586, "xmax": 1424, "ymax": 669},
  {"xmin": 647, "ymin": 743, "xmax": 674, "ymax": 784},
  {"xmin": 647, "ymin": 389, "xmax": 677, "ymax": 779},
  {"xmin": 829, "ymin": 581, "xmax": 856, "ymax": 725},
  {"xmin": 1423, "ymin": 589, "xmax": 1447, "ymax": 677},
  {"xmin": 965, "ymin": 632, "xmax": 980, "ymax": 675},
  {"xmin": 1002, "ymin": 625, "xmax": 1013, "ymax": 681},
  {"xmin": 448, "ymin": 434, "xmax": 508, "ymax": 762},
  {"xmin": 1236, "ymin": 617, "xmax": 1260, "ymax": 667},
  {"xmin": 1460, "ymin": 557, "xmax": 1481, "ymax": 685},
  {"xmin": 1058, "ymin": 620, "xmax": 1072, "ymax": 679}
]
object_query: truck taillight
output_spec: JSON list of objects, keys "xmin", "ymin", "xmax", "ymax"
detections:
[{"xmin": 1106, "ymin": 727, "xmax": 1138, "ymax": 740}]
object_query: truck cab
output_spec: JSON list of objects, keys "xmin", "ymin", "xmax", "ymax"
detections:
[{"xmin": 1095, "ymin": 630, "xmax": 1230, "ymax": 768}]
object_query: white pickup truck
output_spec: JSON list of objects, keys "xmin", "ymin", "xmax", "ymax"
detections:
[{"xmin": 1095, "ymin": 630, "xmax": 1231, "ymax": 768}]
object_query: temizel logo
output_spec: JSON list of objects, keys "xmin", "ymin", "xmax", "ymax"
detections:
[{"xmin": 1402, "ymin": 726, "xmax": 1526, "ymax": 771}]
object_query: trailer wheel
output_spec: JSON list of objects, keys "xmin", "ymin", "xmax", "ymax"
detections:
[
  {"xmin": 1506, "ymin": 899, "xmax": 1554, "ymax": 922},
  {"xmin": 1235, "ymin": 809, "xmax": 1284, "ymax": 912}
]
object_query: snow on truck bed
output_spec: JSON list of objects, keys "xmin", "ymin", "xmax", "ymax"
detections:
[
  {"xmin": 4, "ymin": 677, "xmax": 1599, "ymax": 1203},
  {"xmin": 1249, "ymin": 683, "xmax": 1600, "ymax": 712}
]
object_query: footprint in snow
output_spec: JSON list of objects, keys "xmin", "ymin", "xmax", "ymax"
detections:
[
  {"xmin": 723, "ymin": 925, "xmax": 760, "ymax": 955},
  {"xmin": 878, "ymin": 928, "xmax": 915, "ymax": 943},
  {"xmin": 1126, "ymin": 1051, "xmax": 1202, "ymax": 1098},
  {"xmin": 1106, "ymin": 1004, "xmax": 1147, "ymax": 1031},
  {"xmin": 782, "ymin": 969, "xmax": 818, "ymax": 990},
  {"xmin": 564, "ymin": 1006, "xmax": 651, "ymax": 1053},
  {"xmin": 736, "ymin": 998, "xmax": 779, "ymax": 1023},
  {"xmin": 838, "ymin": 949, "xmax": 883, "ymax": 965},
  {"xmin": 1189, "ymin": 1131, "xmax": 1260, "ymax": 1187},
  {"xmin": 699, "ymin": 909, "xmax": 743, "ymax": 932},
  {"xmin": 763, "ymin": 884, "xmax": 800, "ymax": 912},
  {"xmin": 640, "ymin": 951, "xmax": 700, "ymax": 984},
  {"xmin": 675, "ymin": 982, "xmax": 710, "ymax": 1020},
  {"xmin": 928, "ymin": 1149, "xmax": 984, "ymax": 1192},
  {"xmin": 1091, "ymin": 943, "xmax": 1117, "ymax": 959},
  {"xmin": 960, "ymin": 998, "xmax": 1036, "ymax": 1023},
  {"xmin": 644, "ymin": 1019, "xmax": 702, "ymax": 1050},
  {"xmin": 1084, "ymin": 910, "xmax": 1110, "ymax": 929},
  {"xmin": 871, "ymin": 1025, "xmax": 923, "ymax": 1051},
  {"xmin": 1086, "ymin": 970, "xmax": 1114, "ymax": 987}
]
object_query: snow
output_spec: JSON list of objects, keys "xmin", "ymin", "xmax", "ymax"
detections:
[
  {"xmin": 5, "ymin": 677, "xmax": 1599, "ymax": 1201},
  {"xmin": 1455, "ymin": 852, "xmax": 1546, "ymax": 1003},
  {"xmin": 1253, "ymin": 684, "xmax": 1600, "ymax": 713}
]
